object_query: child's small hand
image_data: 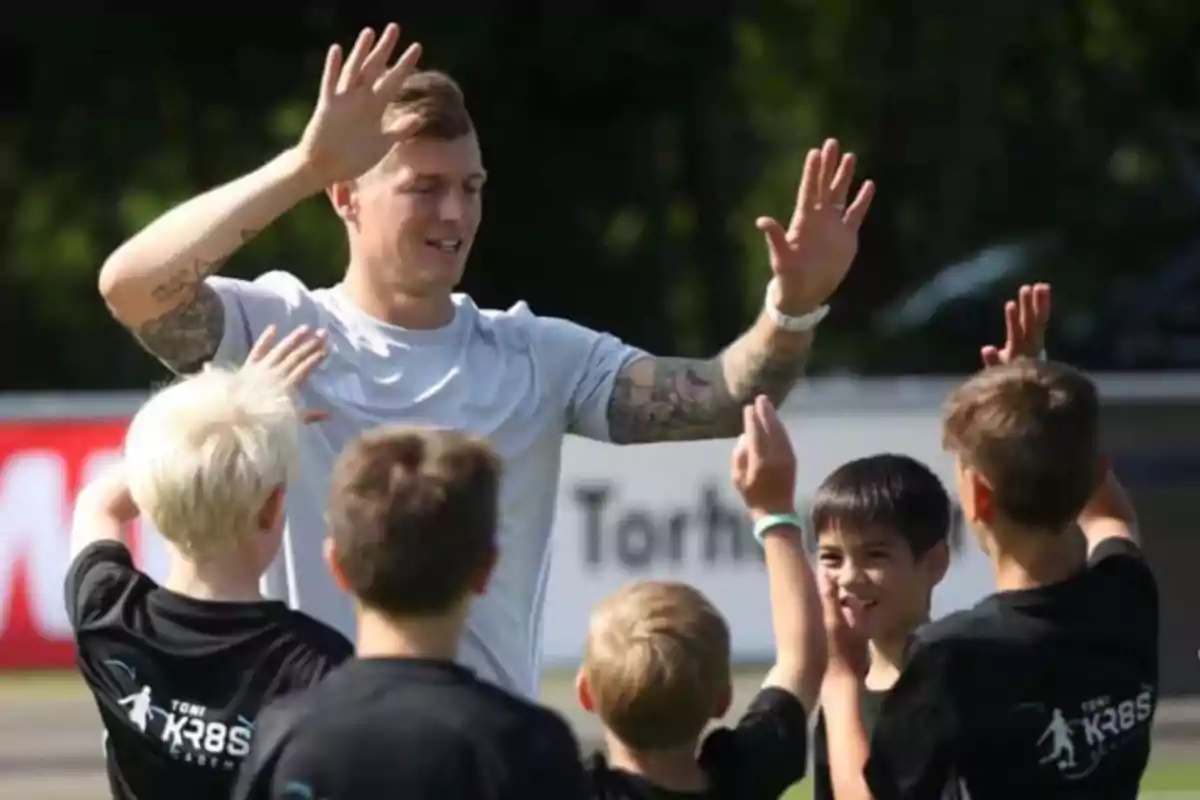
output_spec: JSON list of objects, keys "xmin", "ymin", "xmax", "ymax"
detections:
[
  {"xmin": 244, "ymin": 325, "xmax": 330, "ymax": 425},
  {"xmin": 981, "ymin": 283, "xmax": 1051, "ymax": 367},
  {"xmin": 78, "ymin": 463, "xmax": 140, "ymax": 524},
  {"xmin": 731, "ymin": 395, "xmax": 797, "ymax": 516},
  {"xmin": 244, "ymin": 324, "xmax": 329, "ymax": 392},
  {"xmin": 819, "ymin": 571, "xmax": 869, "ymax": 680}
]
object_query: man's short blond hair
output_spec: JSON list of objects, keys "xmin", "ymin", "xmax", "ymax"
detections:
[
  {"xmin": 583, "ymin": 581, "xmax": 731, "ymax": 750},
  {"xmin": 124, "ymin": 366, "xmax": 300, "ymax": 560}
]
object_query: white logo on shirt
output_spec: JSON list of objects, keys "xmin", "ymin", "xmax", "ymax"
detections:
[
  {"xmin": 118, "ymin": 686, "xmax": 158, "ymax": 733},
  {"xmin": 1028, "ymin": 685, "xmax": 1155, "ymax": 780}
]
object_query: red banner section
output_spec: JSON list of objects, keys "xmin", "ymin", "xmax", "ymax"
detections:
[{"xmin": 0, "ymin": 419, "xmax": 149, "ymax": 667}]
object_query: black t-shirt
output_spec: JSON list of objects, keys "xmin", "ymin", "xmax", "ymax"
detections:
[
  {"xmin": 585, "ymin": 687, "xmax": 808, "ymax": 799},
  {"xmin": 862, "ymin": 538, "xmax": 1159, "ymax": 800},
  {"xmin": 812, "ymin": 687, "xmax": 888, "ymax": 800},
  {"xmin": 233, "ymin": 657, "xmax": 589, "ymax": 799},
  {"xmin": 66, "ymin": 541, "xmax": 353, "ymax": 800}
]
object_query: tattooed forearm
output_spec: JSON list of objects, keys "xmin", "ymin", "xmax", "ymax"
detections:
[
  {"xmin": 121, "ymin": 228, "xmax": 259, "ymax": 374},
  {"xmin": 607, "ymin": 321, "xmax": 813, "ymax": 444},
  {"xmin": 131, "ymin": 282, "xmax": 226, "ymax": 375}
]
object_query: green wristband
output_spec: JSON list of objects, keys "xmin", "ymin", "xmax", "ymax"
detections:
[{"xmin": 752, "ymin": 512, "xmax": 804, "ymax": 545}]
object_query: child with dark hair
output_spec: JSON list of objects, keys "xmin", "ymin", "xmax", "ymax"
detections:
[{"xmin": 810, "ymin": 453, "xmax": 953, "ymax": 800}]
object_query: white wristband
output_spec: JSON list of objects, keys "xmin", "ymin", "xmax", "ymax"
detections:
[{"xmin": 764, "ymin": 279, "xmax": 830, "ymax": 333}]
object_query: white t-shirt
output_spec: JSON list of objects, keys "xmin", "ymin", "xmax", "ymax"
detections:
[{"xmin": 208, "ymin": 271, "xmax": 644, "ymax": 697}]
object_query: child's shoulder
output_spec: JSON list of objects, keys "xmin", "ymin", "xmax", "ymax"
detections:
[{"xmin": 278, "ymin": 609, "xmax": 355, "ymax": 662}]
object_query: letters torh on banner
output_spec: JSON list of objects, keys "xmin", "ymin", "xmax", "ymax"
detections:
[{"xmin": 0, "ymin": 409, "xmax": 994, "ymax": 669}]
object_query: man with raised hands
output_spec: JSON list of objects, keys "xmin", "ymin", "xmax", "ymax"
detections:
[{"xmin": 99, "ymin": 21, "xmax": 875, "ymax": 698}]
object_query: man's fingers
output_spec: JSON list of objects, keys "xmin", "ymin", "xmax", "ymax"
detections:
[
  {"xmin": 248, "ymin": 325, "xmax": 279, "ymax": 363},
  {"xmin": 828, "ymin": 153, "xmax": 856, "ymax": 210},
  {"xmin": 337, "ymin": 28, "xmax": 377, "ymax": 94},
  {"xmin": 842, "ymin": 180, "xmax": 875, "ymax": 233},
  {"xmin": 755, "ymin": 217, "xmax": 791, "ymax": 268},
  {"xmin": 360, "ymin": 22, "xmax": 401, "ymax": 82},
  {"xmin": 981, "ymin": 345, "xmax": 1002, "ymax": 367},
  {"xmin": 383, "ymin": 110, "xmax": 424, "ymax": 139},
  {"xmin": 816, "ymin": 138, "xmax": 840, "ymax": 207},
  {"xmin": 794, "ymin": 148, "xmax": 821, "ymax": 220},
  {"xmin": 375, "ymin": 42, "xmax": 424, "ymax": 100},
  {"xmin": 319, "ymin": 45, "xmax": 344, "ymax": 104}
]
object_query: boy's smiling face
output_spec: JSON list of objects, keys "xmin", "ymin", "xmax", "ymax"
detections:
[{"xmin": 816, "ymin": 525, "xmax": 948, "ymax": 643}]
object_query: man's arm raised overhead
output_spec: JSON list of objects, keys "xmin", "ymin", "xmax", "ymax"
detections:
[
  {"xmin": 98, "ymin": 24, "xmax": 422, "ymax": 373},
  {"xmin": 605, "ymin": 138, "xmax": 874, "ymax": 444}
]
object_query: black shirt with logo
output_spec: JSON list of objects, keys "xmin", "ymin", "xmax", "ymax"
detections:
[
  {"xmin": 233, "ymin": 657, "xmax": 589, "ymax": 800},
  {"xmin": 586, "ymin": 687, "xmax": 808, "ymax": 799},
  {"xmin": 862, "ymin": 537, "xmax": 1159, "ymax": 799},
  {"xmin": 65, "ymin": 540, "xmax": 353, "ymax": 800}
]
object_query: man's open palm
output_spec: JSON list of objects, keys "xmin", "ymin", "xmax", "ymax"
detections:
[
  {"xmin": 757, "ymin": 138, "xmax": 876, "ymax": 314},
  {"xmin": 298, "ymin": 23, "xmax": 423, "ymax": 186}
]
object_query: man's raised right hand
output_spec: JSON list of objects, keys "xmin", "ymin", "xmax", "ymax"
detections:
[{"xmin": 297, "ymin": 23, "xmax": 424, "ymax": 187}]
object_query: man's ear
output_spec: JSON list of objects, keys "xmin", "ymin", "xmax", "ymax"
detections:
[
  {"xmin": 327, "ymin": 182, "xmax": 357, "ymax": 224},
  {"xmin": 323, "ymin": 537, "xmax": 350, "ymax": 592}
]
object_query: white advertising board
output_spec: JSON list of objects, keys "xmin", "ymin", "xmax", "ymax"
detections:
[{"xmin": 540, "ymin": 404, "xmax": 991, "ymax": 664}]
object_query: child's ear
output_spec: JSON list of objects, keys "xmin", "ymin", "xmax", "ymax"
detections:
[
  {"xmin": 969, "ymin": 468, "xmax": 995, "ymax": 526},
  {"xmin": 468, "ymin": 545, "xmax": 499, "ymax": 596},
  {"xmin": 576, "ymin": 671, "xmax": 595, "ymax": 713},
  {"xmin": 924, "ymin": 540, "xmax": 951, "ymax": 586},
  {"xmin": 323, "ymin": 538, "xmax": 350, "ymax": 592},
  {"xmin": 257, "ymin": 485, "xmax": 286, "ymax": 532}
]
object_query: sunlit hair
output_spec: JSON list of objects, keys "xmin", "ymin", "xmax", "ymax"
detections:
[
  {"xmin": 583, "ymin": 581, "xmax": 731, "ymax": 750},
  {"xmin": 124, "ymin": 366, "xmax": 300, "ymax": 560}
]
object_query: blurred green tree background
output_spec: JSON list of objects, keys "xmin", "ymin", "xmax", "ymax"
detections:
[{"xmin": 2, "ymin": 1, "xmax": 1197, "ymax": 390}]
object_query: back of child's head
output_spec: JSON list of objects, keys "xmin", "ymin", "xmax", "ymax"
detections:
[
  {"xmin": 124, "ymin": 366, "xmax": 300, "ymax": 562},
  {"xmin": 812, "ymin": 453, "xmax": 953, "ymax": 557},
  {"xmin": 325, "ymin": 426, "xmax": 501, "ymax": 617},
  {"xmin": 942, "ymin": 359, "xmax": 1100, "ymax": 538},
  {"xmin": 582, "ymin": 581, "xmax": 731, "ymax": 751}
]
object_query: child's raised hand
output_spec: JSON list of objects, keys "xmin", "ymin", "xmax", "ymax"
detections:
[
  {"xmin": 819, "ymin": 571, "xmax": 869, "ymax": 680},
  {"xmin": 731, "ymin": 395, "xmax": 797, "ymax": 515},
  {"xmin": 981, "ymin": 283, "xmax": 1051, "ymax": 367}
]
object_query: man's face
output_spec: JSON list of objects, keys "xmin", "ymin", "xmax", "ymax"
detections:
[
  {"xmin": 349, "ymin": 133, "xmax": 485, "ymax": 296},
  {"xmin": 816, "ymin": 525, "xmax": 942, "ymax": 642}
]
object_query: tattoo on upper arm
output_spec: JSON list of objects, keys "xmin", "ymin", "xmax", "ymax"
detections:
[
  {"xmin": 132, "ymin": 282, "xmax": 226, "ymax": 374},
  {"xmin": 607, "ymin": 357, "xmax": 734, "ymax": 444},
  {"xmin": 607, "ymin": 341, "xmax": 810, "ymax": 445},
  {"xmin": 125, "ymin": 229, "xmax": 259, "ymax": 375}
]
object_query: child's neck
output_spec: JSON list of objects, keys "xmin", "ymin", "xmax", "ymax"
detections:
[
  {"xmin": 355, "ymin": 608, "xmax": 463, "ymax": 662},
  {"xmin": 991, "ymin": 528, "xmax": 1083, "ymax": 592},
  {"xmin": 604, "ymin": 734, "xmax": 707, "ymax": 793},
  {"xmin": 164, "ymin": 558, "xmax": 262, "ymax": 603},
  {"xmin": 865, "ymin": 636, "xmax": 907, "ymax": 691}
]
